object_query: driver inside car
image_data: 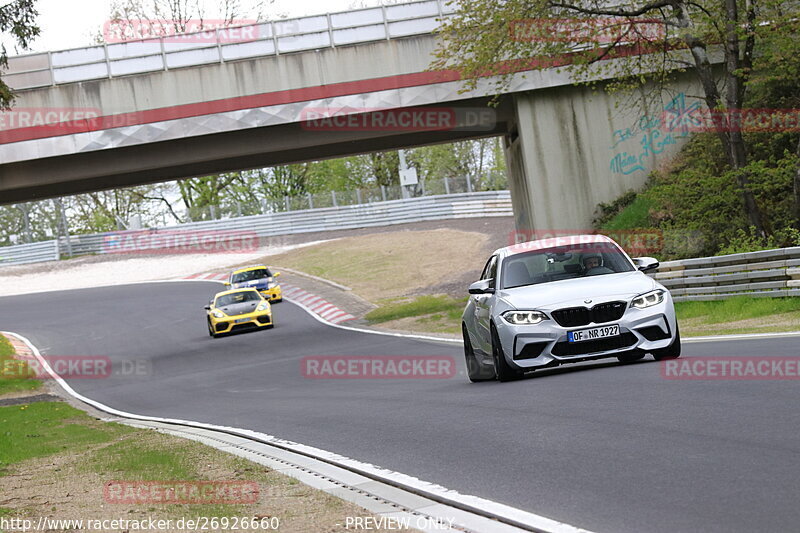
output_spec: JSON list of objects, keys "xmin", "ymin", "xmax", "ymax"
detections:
[{"xmin": 582, "ymin": 253, "xmax": 613, "ymax": 275}]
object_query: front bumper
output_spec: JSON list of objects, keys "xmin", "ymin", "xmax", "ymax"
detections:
[
  {"xmin": 495, "ymin": 299, "xmax": 676, "ymax": 370},
  {"xmin": 260, "ymin": 286, "xmax": 282, "ymax": 302},
  {"xmin": 209, "ymin": 309, "xmax": 273, "ymax": 334}
]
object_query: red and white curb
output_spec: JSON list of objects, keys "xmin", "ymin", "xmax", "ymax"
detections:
[
  {"xmin": 280, "ymin": 283, "xmax": 356, "ymax": 324},
  {"xmin": 184, "ymin": 272, "xmax": 228, "ymax": 281},
  {"xmin": 183, "ymin": 273, "xmax": 356, "ymax": 324}
]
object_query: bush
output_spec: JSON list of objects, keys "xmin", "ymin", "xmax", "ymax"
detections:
[
  {"xmin": 593, "ymin": 134, "xmax": 799, "ymax": 259},
  {"xmin": 716, "ymin": 227, "xmax": 781, "ymax": 255},
  {"xmin": 592, "ymin": 190, "xmax": 638, "ymax": 228}
]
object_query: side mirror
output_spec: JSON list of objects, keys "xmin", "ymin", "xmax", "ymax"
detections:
[
  {"xmin": 468, "ymin": 280, "xmax": 495, "ymax": 295},
  {"xmin": 204, "ymin": 305, "xmax": 211, "ymax": 310},
  {"xmin": 274, "ymin": 272, "xmax": 281, "ymax": 277},
  {"xmin": 223, "ymin": 281, "xmax": 231, "ymax": 287},
  {"xmin": 634, "ymin": 257, "xmax": 660, "ymax": 272}
]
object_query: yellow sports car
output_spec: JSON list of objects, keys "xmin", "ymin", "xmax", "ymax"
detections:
[
  {"xmin": 225, "ymin": 265, "xmax": 283, "ymax": 302},
  {"xmin": 205, "ymin": 288, "xmax": 273, "ymax": 338}
]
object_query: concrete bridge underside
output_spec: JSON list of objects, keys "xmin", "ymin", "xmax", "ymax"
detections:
[{"xmin": 0, "ymin": 97, "xmax": 513, "ymax": 203}]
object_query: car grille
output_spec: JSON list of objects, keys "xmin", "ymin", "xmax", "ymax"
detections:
[
  {"xmin": 552, "ymin": 332, "xmax": 637, "ymax": 356},
  {"xmin": 215, "ymin": 322, "xmax": 229, "ymax": 332},
  {"xmin": 551, "ymin": 301, "xmax": 627, "ymax": 327},
  {"xmin": 256, "ymin": 316, "xmax": 272, "ymax": 325},
  {"xmin": 231, "ymin": 323, "xmax": 259, "ymax": 333}
]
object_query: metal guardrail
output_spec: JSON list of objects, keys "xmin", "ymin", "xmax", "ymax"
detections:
[
  {"xmin": 651, "ymin": 247, "xmax": 800, "ymax": 301},
  {"xmin": 0, "ymin": 240, "xmax": 59, "ymax": 266},
  {"xmin": 4, "ymin": 0, "xmax": 452, "ymax": 90},
  {"xmin": 0, "ymin": 191, "xmax": 511, "ymax": 266}
]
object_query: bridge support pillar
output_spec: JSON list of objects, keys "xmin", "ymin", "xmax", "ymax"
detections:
[{"xmin": 504, "ymin": 81, "xmax": 695, "ymax": 236}]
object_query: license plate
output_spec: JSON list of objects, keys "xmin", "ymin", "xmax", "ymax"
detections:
[
  {"xmin": 235, "ymin": 318, "xmax": 251, "ymax": 324},
  {"xmin": 568, "ymin": 324, "xmax": 620, "ymax": 343}
]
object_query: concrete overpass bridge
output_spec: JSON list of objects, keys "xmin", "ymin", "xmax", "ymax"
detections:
[{"xmin": 0, "ymin": 0, "xmax": 696, "ymax": 230}]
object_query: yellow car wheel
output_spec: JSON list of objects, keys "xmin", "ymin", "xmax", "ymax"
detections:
[{"xmin": 207, "ymin": 319, "xmax": 218, "ymax": 338}]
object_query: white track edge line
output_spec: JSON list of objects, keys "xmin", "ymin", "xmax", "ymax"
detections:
[{"xmin": 2, "ymin": 330, "xmax": 594, "ymax": 533}]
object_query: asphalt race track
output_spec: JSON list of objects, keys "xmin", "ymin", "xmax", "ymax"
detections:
[{"xmin": 2, "ymin": 282, "xmax": 799, "ymax": 533}]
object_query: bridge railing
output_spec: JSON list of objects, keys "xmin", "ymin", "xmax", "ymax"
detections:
[{"xmin": 4, "ymin": 0, "xmax": 453, "ymax": 91}]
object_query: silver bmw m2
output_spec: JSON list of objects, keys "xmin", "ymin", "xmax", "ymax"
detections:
[{"xmin": 462, "ymin": 234, "xmax": 680, "ymax": 382}]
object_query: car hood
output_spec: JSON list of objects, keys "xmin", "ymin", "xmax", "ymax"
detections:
[
  {"xmin": 219, "ymin": 301, "xmax": 261, "ymax": 316},
  {"xmin": 497, "ymin": 271, "xmax": 657, "ymax": 310}
]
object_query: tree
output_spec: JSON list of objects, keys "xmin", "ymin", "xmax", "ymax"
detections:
[
  {"xmin": 432, "ymin": 0, "xmax": 800, "ymax": 235},
  {"xmin": 106, "ymin": 0, "xmax": 271, "ymax": 36},
  {"xmin": 0, "ymin": 0, "xmax": 40, "ymax": 108}
]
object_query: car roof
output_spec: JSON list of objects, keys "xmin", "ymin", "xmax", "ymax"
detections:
[
  {"xmin": 231, "ymin": 265, "xmax": 269, "ymax": 274},
  {"xmin": 496, "ymin": 234, "xmax": 617, "ymax": 257}
]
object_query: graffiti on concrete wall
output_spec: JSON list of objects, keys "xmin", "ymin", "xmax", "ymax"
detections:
[{"xmin": 609, "ymin": 93, "xmax": 701, "ymax": 175}]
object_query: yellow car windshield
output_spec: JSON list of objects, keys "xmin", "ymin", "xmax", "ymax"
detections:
[{"xmin": 216, "ymin": 292, "xmax": 261, "ymax": 307}]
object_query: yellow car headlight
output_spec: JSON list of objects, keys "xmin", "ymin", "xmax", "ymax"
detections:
[
  {"xmin": 257, "ymin": 302, "xmax": 270, "ymax": 312},
  {"xmin": 212, "ymin": 310, "xmax": 225, "ymax": 318}
]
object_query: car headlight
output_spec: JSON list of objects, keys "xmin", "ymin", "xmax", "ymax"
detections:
[
  {"xmin": 257, "ymin": 302, "xmax": 270, "ymax": 311},
  {"xmin": 212, "ymin": 310, "xmax": 225, "ymax": 318},
  {"xmin": 502, "ymin": 310, "xmax": 547, "ymax": 325},
  {"xmin": 267, "ymin": 282, "xmax": 277, "ymax": 289},
  {"xmin": 632, "ymin": 289, "xmax": 665, "ymax": 309}
]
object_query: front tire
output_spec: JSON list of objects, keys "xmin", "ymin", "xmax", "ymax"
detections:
[
  {"xmin": 462, "ymin": 324, "xmax": 493, "ymax": 382},
  {"xmin": 491, "ymin": 324, "xmax": 523, "ymax": 382},
  {"xmin": 653, "ymin": 327, "xmax": 681, "ymax": 360},
  {"xmin": 207, "ymin": 319, "xmax": 218, "ymax": 338}
]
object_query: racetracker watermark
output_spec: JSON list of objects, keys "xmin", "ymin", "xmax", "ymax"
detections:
[
  {"xmin": 509, "ymin": 17, "xmax": 665, "ymax": 44},
  {"xmin": 661, "ymin": 357, "xmax": 800, "ymax": 380},
  {"xmin": 661, "ymin": 107, "xmax": 800, "ymax": 133},
  {"xmin": 103, "ymin": 19, "xmax": 262, "ymax": 43},
  {"xmin": 301, "ymin": 356, "xmax": 456, "ymax": 379},
  {"xmin": 509, "ymin": 229, "xmax": 663, "ymax": 256},
  {"xmin": 0, "ymin": 355, "xmax": 151, "ymax": 380},
  {"xmin": 0, "ymin": 355, "xmax": 153, "ymax": 380},
  {"xmin": 103, "ymin": 481, "xmax": 260, "ymax": 504},
  {"xmin": 103, "ymin": 230, "xmax": 259, "ymax": 255},
  {"xmin": 0, "ymin": 108, "xmax": 101, "ymax": 131},
  {"xmin": 300, "ymin": 107, "xmax": 496, "ymax": 132}
]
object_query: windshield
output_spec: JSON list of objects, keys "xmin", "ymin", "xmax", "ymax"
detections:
[
  {"xmin": 215, "ymin": 291, "xmax": 262, "ymax": 307},
  {"xmin": 501, "ymin": 243, "xmax": 635, "ymax": 289},
  {"xmin": 231, "ymin": 268, "xmax": 271, "ymax": 283}
]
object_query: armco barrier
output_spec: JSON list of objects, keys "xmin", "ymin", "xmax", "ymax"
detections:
[
  {"xmin": 650, "ymin": 247, "xmax": 800, "ymax": 301},
  {"xmin": 0, "ymin": 240, "xmax": 59, "ymax": 266},
  {"xmin": 0, "ymin": 191, "xmax": 512, "ymax": 266}
]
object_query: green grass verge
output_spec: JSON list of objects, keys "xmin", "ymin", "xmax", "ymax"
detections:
[
  {"xmin": 0, "ymin": 335, "xmax": 41, "ymax": 396},
  {"xmin": 0, "ymin": 402, "xmax": 131, "ymax": 476},
  {"xmin": 365, "ymin": 295, "xmax": 467, "ymax": 324},
  {"xmin": 600, "ymin": 196, "xmax": 655, "ymax": 231},
  {"xmin": 674, "ymin": 296, "xmax": 800, "ymax": 324},
  {"xmin": 0, "ymin": 403, "xmax": 272, "ymax": 518},
  {"xmin": 86, "ymin": 434, "xmax": 268, "ymax": 518}
]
